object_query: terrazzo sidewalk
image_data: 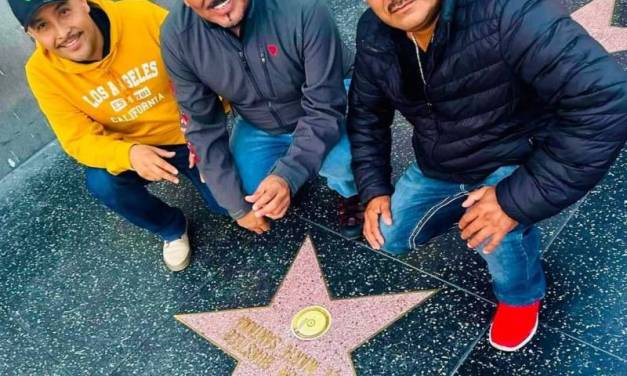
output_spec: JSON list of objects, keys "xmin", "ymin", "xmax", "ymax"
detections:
[{"xmin": 0, "ymin": 0, "xmax": 625, "ymax": 375}]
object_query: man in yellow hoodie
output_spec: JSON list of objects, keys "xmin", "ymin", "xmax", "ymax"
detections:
[{"xmin": 8, "ymin": 0, "xmax": 226, "ymax": 271}]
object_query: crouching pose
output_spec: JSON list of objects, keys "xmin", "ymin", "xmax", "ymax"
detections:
[
  {"xmin": 9, "ymin": 0, "xmax": 227, "ymax": 271},
  {"xmin": 348, "ymin": 0, "xmax": 626, "ymax": 351},
  {"xmin": 160, "ymin": 0, "xmax": 363, "ymax": 238}
]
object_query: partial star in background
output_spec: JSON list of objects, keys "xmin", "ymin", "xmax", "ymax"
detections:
[{"xmin": 572, "ymin": 0, "xmax": 627, "ymax": 53}]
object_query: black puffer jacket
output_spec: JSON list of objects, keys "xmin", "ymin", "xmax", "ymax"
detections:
[{"xmin": 348, "ymin": 0, "xmax": 627, "ymax": 225}]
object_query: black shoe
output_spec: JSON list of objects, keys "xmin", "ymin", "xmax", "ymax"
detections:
[{"xmin": 338, "ymin": 195, "xmax": 364, "ymax": 240}]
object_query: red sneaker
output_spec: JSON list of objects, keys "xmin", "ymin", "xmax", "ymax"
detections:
[{"xmin": 489, "ymin": 300, "xmax": 540, "ymax": 351}]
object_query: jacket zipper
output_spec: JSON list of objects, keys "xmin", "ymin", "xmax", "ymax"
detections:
[
  {"xmin": 260, "ymin": 48, "xmax": 285, "ymax": 127},
  {"xmin": 260, "ymin": 48, "xmax": 277, "ymax": 97},
  {"xmin": 222, "ymin": 30, "xmax": 284, "ymax": 127},
  {"xmin": 410, "ymin": 33, "xmax": 433, "ymax": 115},
  {"xmin": 411, "ymin": 33, "xmax": 441, "ymax": 163}
]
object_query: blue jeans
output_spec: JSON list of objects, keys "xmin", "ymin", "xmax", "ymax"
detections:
[
  {"xmin": 85, "ymin": 145, "xmax": 226, "ymax": 241},
  {"xmin": 381, "ymin": 163, "xmax": 546, "ymax": 306},
  {"xmin": 229, "ymin": 118, "xmax": 357, "ymax": 198},
  {"xmin": 230, "ymin": 78, "xmax": 357, "ymax": 197}
]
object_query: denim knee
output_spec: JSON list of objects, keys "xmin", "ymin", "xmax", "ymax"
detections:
[
  {"xmin": 85, "ymin": 169, "xmax": 123, "ymax": 205},
  {"xmin": 380, "ymin": 216, "xmax": 447, "ymax": 256},
  {"xmin": 379, "ymin": 220, "xmax": 412, "ymax": 256}
]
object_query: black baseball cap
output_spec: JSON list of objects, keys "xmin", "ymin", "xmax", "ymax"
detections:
[{"xmin": 8, "ymin": 0, "xmax": 66, "ymax": 30}]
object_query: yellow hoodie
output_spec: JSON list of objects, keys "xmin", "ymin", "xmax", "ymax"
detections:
[{"xmin": 26, "ymin": 0, "xmax": 185, "ymax": 175}]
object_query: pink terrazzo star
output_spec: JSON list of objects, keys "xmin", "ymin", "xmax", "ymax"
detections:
[
  {"xmin": 176, "ymin": 237, "xmax": 437, "ymax": 376},
  {"xmin": 572, "ymin": 0, "xmax": 627, "ymax": 53}
]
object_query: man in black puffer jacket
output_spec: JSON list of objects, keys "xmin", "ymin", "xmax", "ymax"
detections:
[{"xmin": 348, "ymin": 0, "xmax": 626, "ymax": 351}]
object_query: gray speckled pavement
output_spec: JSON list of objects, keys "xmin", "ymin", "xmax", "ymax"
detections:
[{"xmin": 0, "ymin": 0, "xmax": 625, "ymax": 375}]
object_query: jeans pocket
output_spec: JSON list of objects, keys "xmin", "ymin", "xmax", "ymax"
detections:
[{"xmin": 409, "ymin": 192, "xmax": 468, "ymax": 249}]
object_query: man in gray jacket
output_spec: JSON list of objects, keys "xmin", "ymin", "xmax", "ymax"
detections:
[{"xmin": 161, "ymin": 0, "xmax": 362, "ymax": 237}]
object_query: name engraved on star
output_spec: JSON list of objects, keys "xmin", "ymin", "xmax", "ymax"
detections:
[
  {"xmin": 280, "ymin": 344, "xmax": 319, "ymax": 374},
  {"xmin": 223, "ymin": 317, "xmax": 278, "ymax": 369},
  {"xmin": 223, "ymin": 316, "xmax": 341, "ymax": 375}
]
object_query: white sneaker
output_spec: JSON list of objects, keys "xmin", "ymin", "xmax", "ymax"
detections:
[{"xmin": 163, "ymin": 227, "xmax": 191, "ymax": 272}]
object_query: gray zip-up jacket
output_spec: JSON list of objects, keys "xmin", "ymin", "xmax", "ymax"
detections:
[{"xmin": 160, "ymin": 0, "xmax": 349, "ymax": 219}]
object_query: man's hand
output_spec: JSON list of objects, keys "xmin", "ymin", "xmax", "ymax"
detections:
[
  {"xmin": 363, "ymin": 195, "xmax": 393, "ymax": 250},
  {"xmin": 245, "ymin": 175, "xmax": 291, "ymax": 220},
  {"xmin": 459, "ymin": 186, "xmax": 518, "ymax": 254},
  {"xmin": 236, "ymin": 210, "xmax": 271, "ymax": 234},
  {"xmin": 130, "ymin": 145, "xmax": 179, "ymax": 184}
]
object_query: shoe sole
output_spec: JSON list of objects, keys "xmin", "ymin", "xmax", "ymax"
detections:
[
  {"xmin": 165, "ymin": 254, "xmax": 191, "ymax": 272},
  {"xmin": 489, "ymin": 314, "xmax": 539, "ymax": 352}
]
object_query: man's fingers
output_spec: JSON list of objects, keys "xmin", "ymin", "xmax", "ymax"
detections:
[
  {"xmin": 156, "ymin": 158, "xmax": 179, "ymax": 176},
  {"xmin": 276, "ymin": 198, "xmax": 291, "ymax": 218},
  {"xmin": 461, "ymin": 196, "xmax": 477, "ymax": 209},
  {"xmin": 460, "ymin": 219, "xmax": 482, "ymax": 241},
  {"xmin": 364, "ymin": 211, "xmax": 382, "ymax": 250},
  {"xmin": 160, "ymin": 172, "xmax": 180, "ymax": 184},
  {"xmin": 140, "ymin": 171, "xmax": 158, "ymax": 182},
  {"xmin": 363, "ymin": 224, "xmax": 379, "ymax": 250},
  {"xmin": 467, "ymin": 227, "xmax": 494, "ymax": 250},
  {"xmin": 371, "ymin": 208, "xmax": 385, "ymax": 247},
  {"xmin": 151, "ymin": 147, "xmax": 176, "ymax": 159},
  {"xmin": 381, "ymin": 201, "xmax": 393, "ymax": 226},
  {"xmin": 462, "ymin": 187, "xmax": 488, "ymax": 208},
  {"xmin": 251, "ymin": 190, "xmax": 276, "ymax": 213},
  {"xmin": 264, "ymin": 198, "xmax": 290, "ymax": 219},
  {"xmin": 138, "ymin": 163, "xmax": 160, "ymax": 182},
  {"xmin": 277, "ymin": 205, "xmax": 289, "ymax": 219},
  {"xmin": 151, "ymin": 165, "xmax": 179, "ymax": 184},
  {"xmin": 244, "ymin": 189, "xmax": 264, "ymax": 204},
  {"xmin": 255, "ymin": 194, "xmax": 287, "ymax": 218},
  {"xmin": 362, "ymin": 214, "xmax": 375, "ymax": 247},
  {"xmin": 459, "ymin": 206, "xmax": 480, "ymax": 229},
  {"xmin": 142, "ymin": 157, "xmax": 179, "ymax": 183},
  {"xmin": 482, "ymin": 232, "xmax": 506, "ymax": 254}
]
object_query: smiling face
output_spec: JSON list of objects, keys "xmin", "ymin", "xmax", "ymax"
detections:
[
  {"xmin": 27, "ymin": 0, "xmax": 103, "ymax": 62},
  {"xmin": 366, "ymin": 0, "xmax": 441, "ymax": 32},
  {"xmin": 184, "ymin": 0, "xmax": 250, "ymax": 29}
]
